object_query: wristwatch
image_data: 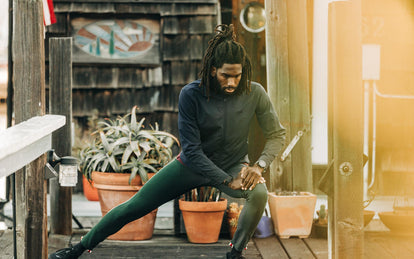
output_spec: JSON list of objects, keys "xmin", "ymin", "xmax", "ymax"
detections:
[{"xmin": 255, "ymin": 160, "xmax": 267, "ymax": 170}]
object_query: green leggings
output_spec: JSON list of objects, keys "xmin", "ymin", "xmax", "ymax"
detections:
[{"xmin": 80, "ymin": 159, "xmax": 268, "ymax": 252}]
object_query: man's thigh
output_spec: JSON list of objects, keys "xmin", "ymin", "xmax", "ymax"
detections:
[{"xmin": 136, "ymin": 159, "xmax": 211, "ymax": 204}]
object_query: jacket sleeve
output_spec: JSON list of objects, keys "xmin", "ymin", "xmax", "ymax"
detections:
[
  {"xmin": 255, "ymin": 85, "xmax": 286, "ymax": 167},
  {"xmin": 178, "ymin": 88, "xmax": 233, "ymax": 185}
]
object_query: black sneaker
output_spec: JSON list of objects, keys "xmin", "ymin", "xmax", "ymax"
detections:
[
  {"xmin": 48, "ymin": 243, "xmax": 86, "ymax": 259},
  {"xmin": 226, "ymin": 252, "xmax": 246, "ymax": 259}
]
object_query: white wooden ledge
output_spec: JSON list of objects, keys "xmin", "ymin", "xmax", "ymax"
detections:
[{"xmin": 0, "ymin": 115, "xmax": 66, "ymax": 177}]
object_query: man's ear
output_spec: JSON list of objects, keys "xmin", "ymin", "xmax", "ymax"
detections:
[{"xmin": 210, "ymin": 67, "xmax": 217, "ymax": 77}]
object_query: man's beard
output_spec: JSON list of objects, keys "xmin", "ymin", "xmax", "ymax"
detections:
[{"xmin": 211, "ymin": 76, "xmax": 238, "ymax": 96}]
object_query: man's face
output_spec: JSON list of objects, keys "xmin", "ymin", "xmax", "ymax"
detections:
[{"xmin": 211, "ymin": 63, "xmax": 242, "ymax": 95}]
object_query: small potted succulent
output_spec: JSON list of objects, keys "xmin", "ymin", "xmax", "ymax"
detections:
[
  {"xmin": 179, "ymin": 186, "xmax": 227, "ymax": 243},
  {"xmin": 227, "ymin": 202, "xmax": 243, "ymax": 239},
  {"xmin": 313, "ymin": 204, "xmax": 328, "ymax": 238},
  {"xmin": 79, "ymin": 106, "xmax": 179, "ymax": 240}
]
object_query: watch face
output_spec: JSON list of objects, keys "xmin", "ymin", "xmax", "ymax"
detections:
[{"xmin": 258, "ymin": 160, "xmax": 266, "ymax": 168}]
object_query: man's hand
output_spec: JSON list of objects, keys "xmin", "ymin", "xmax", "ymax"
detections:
[
  {"xmin": 227, "ymin": 167, "xmax": 246, "ymax": 190},
  {"xmin": 241, "ymin": 165, "xmax": 265, "ymax": 190}
]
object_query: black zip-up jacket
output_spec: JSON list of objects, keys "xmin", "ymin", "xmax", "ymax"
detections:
[{"xmin": 178, "ymin": 80, "xmax": 286, "ymax": 185}]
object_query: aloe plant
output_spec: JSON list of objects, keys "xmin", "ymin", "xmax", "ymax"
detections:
[{"xmin": 80, "ymin": 106, "xmax": 179, "ymax": 184}]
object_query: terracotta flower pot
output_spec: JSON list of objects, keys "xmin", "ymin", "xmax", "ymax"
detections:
[
  {"xmin": 364, "ymin": 210, "xmax": 375, "ymax": 226},
  {"xmin": 179, "ymin": 198, "xmax": 227, "ymax": 243},
  {"xmin": 82, "ymin": 175, "xmax": 99, "ymax": 201},
  {"xmin": 378, "ymin": 211, "xmax": 414, "ymax": 236},
  {"xmin": 268, "ymin": 192, "xmax": 316, "ymax": 239},
  {"xmin": 92, "ymin": 171, "xmax": 157, "ymax": 241}
]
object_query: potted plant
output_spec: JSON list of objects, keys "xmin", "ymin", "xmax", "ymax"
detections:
[
  {"xmin": 179, "ymin": 187, "xmax": 227, "ymax": 243},
  {"xmin": 267, "ymin": 191, "xmax": 317, "ymax": 239},
  {"xmin": 79, "ymin": 106, "xmax": 179, "ymax": 240}
]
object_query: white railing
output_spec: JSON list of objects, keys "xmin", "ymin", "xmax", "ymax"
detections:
[{"xmin": 0, "ymin": 115, "xmax": 66, "ymax": 177}]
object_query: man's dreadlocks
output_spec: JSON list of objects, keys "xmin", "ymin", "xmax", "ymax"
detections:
[{"xmin": 199, "ymin": 24, "xmax": 252, "ymax": 97}]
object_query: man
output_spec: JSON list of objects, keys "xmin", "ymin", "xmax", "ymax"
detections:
[{"xmin": 49, "ymin": 24, "xmax": 285, "ymax": 259}]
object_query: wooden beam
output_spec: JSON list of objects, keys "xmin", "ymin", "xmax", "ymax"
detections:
[
  {"xmin": 13, "ymin": 0, "xmax": 47, "ymax": 257},
  {"xmin": 264, "ymin": 0, "xmax": 291, "ymax": 192},
  {"xmin": 49, "ymin": 37, "xmax": 73, "ymax": 236},
  {"xmin": 328, "ymin": 0, "xmax": 364, "ymax": 258}
]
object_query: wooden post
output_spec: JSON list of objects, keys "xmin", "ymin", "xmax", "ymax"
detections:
[
  {"xmin": 264, "ymin": 0, "xmax": 290, "ymax": 191},
  {"xmin": 265, "ymin": 0, "xmax": 313, "ymax": 192},
  {"xmin": 286, "ymin": 0, "xmax": 312, "ymax": 191},
  {"xmin": 12, "ymin": 0, "xmax": 47, "ymax": 258},
  {"xmin": 328, "ymin": 0, "xmax": 364, "ymax": 258},
  {"xmin": 49, "ymin": 37, "xmax": 73, "ymax": 235}
]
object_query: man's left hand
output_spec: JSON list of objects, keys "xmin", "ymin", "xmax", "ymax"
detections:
[{"xmin": 241, "ymin": 165, "xmax": 265, "ymax": 190}]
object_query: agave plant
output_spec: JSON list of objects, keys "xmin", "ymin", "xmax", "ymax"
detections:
[
  {"xmin": 80, "ymin": 106, "xmax": 179, "ymax": 184},
  {"xmin": 183, "ymin": 186, "xmax": 221, "ymax": 202}
]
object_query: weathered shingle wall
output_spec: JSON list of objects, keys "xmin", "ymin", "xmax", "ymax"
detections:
[{"xmin": 46, "ymin": 0, "xmax": 219, "ymax": 139}]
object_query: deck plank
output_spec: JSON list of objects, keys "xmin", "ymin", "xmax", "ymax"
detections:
[
  {"xmin": 253, "ymin": 236, "xmax": 289, "ymax": 259},
  {"xmin": 303, "ymin": 238, "xmax": 328, "ymax": 259},
  {"xmin": 48, "ymin": 233, "xmax": 262, "ymax": 259},
  {"xmin": 364, "ymin": 232, "xmax": 414, "ymax": 259},
  {"xmin": 279, "ymin": 237, "xmax": 315, "ymax": 259}
]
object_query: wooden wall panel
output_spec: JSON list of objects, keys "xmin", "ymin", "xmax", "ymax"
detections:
[
  {"xmin": 154, "ymin": 86, "xmax": 174, "ymax": 112},
  {"xmin": 72, "ymin": 90, "xmax": 83, "ymax": 116},
  {"xmin": 96, "ymin": 68, "xmax": 118, "ymax": 88},
  {"xmin": 170, "ymin": 61, "xmax": 192, "ymax": 85},
  {"xmin": 172, "ymin": 85, "xmax": 184, "ymax": 112},
  {"xmin": 163, "ymin": 35, "xmax": 191, "ymax": 61},
  {"xmin": 189, "ymin": 35, "xmax": 204, "ymax": 60},
  {"xmin": 162, "ymin": 62, "xmax": 171, "ymax": 85},
  {"xmin": 134, "ymin": 69, "xmax": 145, "ymax": 89},
  {"xmin": 189, "ymin": 16, "xmax": 215, "ymax": 34},
  {"xmin": 115, "ymin": 4, "xmax": 162, "ymax": 14},
  {"xmin": 111, "ymin": 89, "xmax": 133, "ymax": 114},
  {"xmin": 72, "ymin": 67, "xmax": 96, "ymax": 89},
  {"xmin": 163, "ymin": 17, "xmax": 190, "ymax": 34},
  {"xmin": 147, "ymin": 67, "xmax": 163, "ymax": 87},
  {"xmin": 117, "ymin": 68, "xmax": 136, "ymax": 88},
  {"xmin": 171, "ymin": 3, "xmax": 217, "ymax": 16}
]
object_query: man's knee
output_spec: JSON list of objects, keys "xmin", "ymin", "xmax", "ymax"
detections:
[{"xmin": 248, "ymin": 184, "xmax": 268, "ymax": 205}]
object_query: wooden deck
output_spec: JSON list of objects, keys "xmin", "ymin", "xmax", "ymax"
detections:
[
  {"xmin": 2, "ymin": 218, "xmax": 414, "ymax": 258},
  {"xmin": 46, "ymin": 228, "xmax": 414, "ymax": 259},
  {"xmin": 46, "ymin": 219, "xmax": 414, "ymax": 259},
  {"xmin": 47, "ymin": 229, "xmax": 325, "ymax": 259}
]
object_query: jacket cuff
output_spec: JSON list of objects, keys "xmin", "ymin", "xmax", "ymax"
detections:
[{"xmin": 222, "ymin": 175, "xmax": 233, "ymax": 186}]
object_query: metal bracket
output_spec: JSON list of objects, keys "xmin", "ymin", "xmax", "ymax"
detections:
[
  {"xmin": 44, "ymin": 163, "xmax": 58, "ymax": 180},
  {"xmin": 280, "ymin": 130, "xmax": 304, "ymax": 162}
]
